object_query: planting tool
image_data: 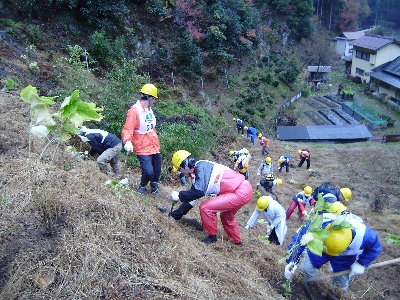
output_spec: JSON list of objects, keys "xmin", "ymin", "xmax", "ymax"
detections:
[
  {"xmin": 120, "ymin": 151, "xmax": 130, "ymax": 179},
  {"xmin": 303, "ymin": 257, "xmax": 400, "ymax": 300},
  {"xmin": 168, "ymin": 201, "xmax": 176, "ymax": 217}
]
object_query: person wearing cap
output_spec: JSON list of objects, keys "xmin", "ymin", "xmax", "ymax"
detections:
[
  {"xmin": 244, "ymin": 126, "xmax": 258, "ymax": 145},
  {"xmin": 256, "ymin": 173, "xmax": 282, "ymax": 200},
  {"xmin": 169, "ymin": 150, "xmax": 253, "ymax": 246},
  {"xmin": 278, "ymin": 154, "xmax": 291, "ymax": 172},
  {"xmin": 256, "ymin": 156, "xmax": 274, "ymax": 178},
  {"xmin": 284, "ymin": 213, "xmax": 381, "ymax": 290},
  {"xmin": 121, "ymin": 83, "xmax": 161, "ymax": 196},
  {"xmin": 78, "ymin": 126, "xmax": 122, "ymax": 176},
  {"xmin": 286, "ymin": 186, "xmax": 314, "ymax": 220},
  {"xmin": 258, "ymin": 133, "xmax": 269, "ymax": 155},
  {"xmin": 245, "ymin": 196, "xmax": 287, "ymax": 245},
  {"xmin": 232, "ymin": 118, "xmax": 245, "ymax": 135},
  {"xmin": 297, "ymin": 148, "xmax": 311, "ymax": 169},
  {"xmin": 309, "ymin": 184, "xmax": 352, "ymax": 204}
]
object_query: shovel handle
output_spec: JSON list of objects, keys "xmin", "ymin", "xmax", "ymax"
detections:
[{"xmin": 304, "ymin": 257, "xmax": 400, "ymax": 283}]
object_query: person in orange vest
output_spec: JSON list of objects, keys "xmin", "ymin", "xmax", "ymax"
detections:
[
  {"xmin": 297, "ymin": 148, "xmax": 310, "ymax": 169},
  {"xmin": 121, "ymin": 83, "xmax": 161, "ymax": 196},
  {"xmin": 258, "ymin": 133, "xmax": 269, "ymax": 155}
]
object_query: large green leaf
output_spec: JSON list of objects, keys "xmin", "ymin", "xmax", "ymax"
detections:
[
  {"xmin": 30, "ymin": 103, "xmax": 56, "ymax": 126},
  {"xmin": 308, "ymin": 214, "xmax": 323, "ymax": 231},
  {"xmin": 20, "ymin": 85, "xmax": 55, "ymax": 105},
  {"xmin": 307, "ymin": 237, "xmax": 324, "ymax": 256}
]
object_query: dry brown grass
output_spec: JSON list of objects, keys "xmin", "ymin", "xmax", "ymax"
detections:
[{"xmin": 1, "ymin": 92, "xmax": 400, "ymax": 299}]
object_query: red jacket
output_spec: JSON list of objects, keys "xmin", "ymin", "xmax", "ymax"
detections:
[
  {"xmin": 259, "ymin": 136, "xmax": 269, "ymax": 147},
  {"xmin": 121, "ymin": 100, "xmax": 160, "ymax": 155}
]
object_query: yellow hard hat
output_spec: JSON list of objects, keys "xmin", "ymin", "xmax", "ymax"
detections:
[
  {"xmin": 256, "ymin": 196, "xmax": 272, "ymax": 211},
  {"xmin": 140, "ymin": 83, "xmax": 158, "ymax": 98},
  {"xmin": 330, "ymin": 202, "xmax": 347, "ymax": 214},
  {"xmin": 244, "ymin": 126, "xmax": 248, "ymax": 130},
  {"xmin": 257, "ymin": 133, "xmax": 262, "ymax": 138},
  {"xmin": 279, "ymin": 157, "xmax": 284, "ymax": 163},
  {"xmin": 323, "ymin": 223, "xmax": 352, "ymax": 256},
  {"xmin": 229, "ymin": 150, "xmax": 234, "ymax": 156},
  {"xmin": 265, "ymin": 157, "xmax": 272, "ymax": 164},
  {"xmin": 277, "ymin": 178, "xmax": 283, "ymax": 186},
  {"xmin": 233, "ymin": 118, "xmax": 236, "ymax": 121},
  {"xmin": 304, "ymin": 186, "xmax": 313, "ymax": 197},
  {"xmin": 340, "ymin": 188, "xmax": 352, "ymax": 201},
  {"xmin": 171, "ymin": 150, "xmax": 191, "ymax": 172},
  {"xmin": 298, "ymin": 150, "xmax": 302, "ymax": 155}
]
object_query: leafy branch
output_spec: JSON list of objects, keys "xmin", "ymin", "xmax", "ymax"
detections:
[{"xmin": 20, "ymin": 85, "xmax": 104, "ymax": 161}]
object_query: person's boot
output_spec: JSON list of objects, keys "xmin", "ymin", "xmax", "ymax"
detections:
[
  {"xmin": 111, "ymin": 162, "xmax": 121, "ymax": 175},
  {"xmin": 201, "ymin": 235, "xmax": 217, "ymax": 244},
  {"xmin": 150, "ymin": 182, "xmax": 160, "ymax": 197},
  {"xmin": 100, "ymin": 165, "xmax": 114, "ymax": 176},
  {"xmin": 137, "ymin": 186, "xmax": 147, "ymax": 195}
]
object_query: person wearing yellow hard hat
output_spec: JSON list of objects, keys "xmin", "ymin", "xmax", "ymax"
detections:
[
  {"xmin": 121, "ymin": 83, "xmax": 161, "ymax": 196},
  {"xmin": 245, "ymin": 126, "xmax": 258, "ymax": 145},
  {"xmin": 258, "ymin": 133, "xmax": 270, "ymax": 156},
  {"xmin": 278, "ymin": 154, "xmax": 292, "ymax": 172},
  {"xmin": 297, "ymin": 148, "xmax": 311, "ymax": 169},
  {"xmin": 233, "ymin": 150, "xmax": 251, "ymax": 180},
  {"xmin": 245, "ymin": 196, "xmax": 287, "ymax": 245},
  {"xmin": 286, "ymin": 186, "xmax": 314, "ymax": 221},
  {"xmin": 170, "ymin": 150, "xmax": 253, "ymax": 246},
  {"xmin": 256, "ymin": 173, "xmax": 282, "ymax": 201},
  {"xmin": 309, "ymin": 184, "xmax": 352, "ymax": 204},
  {"xmin": 284, "ymin": 214, "xmax": 382, "ymax": 291},
  {"xmin": 256, "ymin": 156, "xmax": 273, "ymax": 178}
]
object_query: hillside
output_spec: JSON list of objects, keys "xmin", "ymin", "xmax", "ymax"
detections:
[{"xmin": 1, "ymin": 89, "xmax": 400, "ymax": 299}]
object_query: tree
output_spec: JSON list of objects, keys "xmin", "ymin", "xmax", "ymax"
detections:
[{"xmin": 336, "ymin": 0, "xmax": 359, "ymax": 31}]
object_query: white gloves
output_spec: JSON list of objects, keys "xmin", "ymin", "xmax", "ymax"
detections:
[
  {"xmin": 124, "ymin": 141, "xmax": 133, "ymax": 152},
  {"xmin": 302, "ymin": 210, "xmax": 308, "ymax": 216},
  {"xmin": 245, "ymin": 225, "xmax": 250, "ymax": 230},
  {"xmin": 78, "ymin": 135, "xmax": 90, "ymax": 143},
  {"xmin": 171, "ymin": 191, "xmax": 180, "ymax": 202},
  {"xmin": 284, "ymin": 262, "xmax": 297, "ymax": 280},
  {"xmin": 256, "ymin": 172, "xmax": 260, "ymax": 176},
  {"xmin": 349, "ymin": 261, "xmax": 365, "ymax": 277}
]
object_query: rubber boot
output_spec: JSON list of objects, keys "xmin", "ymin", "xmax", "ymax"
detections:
[
  {"xmin": 111, "ymin": 162, "xmax": 121, "ymax": 175},
  {"xmin": 100, "ymin": 164, "xmax": 114, "ymax": 176},
  {"xmin": 137, "ymin": 186, "xmax": 147, "ymax": 195},
  {"xmin": 201, "ymin": 235, "xmax": 217, "ymax": 244},
  {"xmin": 150, "ymin": 182, "xmax": 160, "ymax": 197}
]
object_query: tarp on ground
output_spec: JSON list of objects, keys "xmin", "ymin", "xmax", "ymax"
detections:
[{"xmin": 277, "ymin": 125, "xmax": 372, "ymax": 142}]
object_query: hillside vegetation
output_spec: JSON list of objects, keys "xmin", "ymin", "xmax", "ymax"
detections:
[{"xmin": 1, "ymin": 1, "xmax": 400, "ymax": 299}]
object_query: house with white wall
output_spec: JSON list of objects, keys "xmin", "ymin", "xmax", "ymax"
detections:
[
  {"xmin": 369, "ymin": 56, "xmax": 400, "ymax": 103},
  {"xmin": 335, "ymin": 31, "xmax": 365, "ymax": 59},
  {"xmin": 350, "ymin": 35, "xmax": 400, "ymax": 83}
]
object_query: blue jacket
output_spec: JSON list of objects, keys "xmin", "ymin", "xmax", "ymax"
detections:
[
  {"xmin": 81, "ymin": 129, "xmax": 121, "ymax": 156},
  {"xmin": 286, "ymin": 215, "xmax": 382, "ymax": 272},
  {"xmin": 246, "ymin": 127, "xmax": 257, "ymax": 137},
  {"xmin": 310, "ymin": 184, "xmax": 341, "ymax": 203}
]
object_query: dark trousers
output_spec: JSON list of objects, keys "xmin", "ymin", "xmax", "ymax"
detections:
[
  {"xmin": 237, "ymin": 125, "xmax": 244, "ymax": 134},
  {"xmin": 298, "ymin": 157, "xmax": 310, "ymax": 169},
  {"xmin": 138, "ymin": 153, "xmax": 162, "ymax": 186},
  {"xmin": 268, "ymin": 228, "xmax": 281, "ymax": 245},
  {"xmin": 171, "ymin": 202, "xmax": 194, "ymax": 220}
]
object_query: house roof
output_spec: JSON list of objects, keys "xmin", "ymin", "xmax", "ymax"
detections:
[
  {"xmin": 352, "ymin": 35, "xmax": 394, "ymax": 51},
  {"xmin": 277, "ymin": 125, "xmax": 372, "ymax": 141},
  {"xmin": 370, "ymin": 56, "xmax": 400, "ymax": 88},
  {"xmin": 342, "ymin": 31, "xmax": 365, "ymax": 40},
  {"xmin": 307, "ymin": 66, "xmax": 332, "ymax": 72}
]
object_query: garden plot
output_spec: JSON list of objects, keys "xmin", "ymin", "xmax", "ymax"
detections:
[
  {"xmin": 303, "ymin": 111, "xmax": 333, "ymax": 125},
  {"xmin": 305, "ymin": 98, "xmax": 327, "ymax": 109},
  {"xmin": 332, "ymin": 108, "xmax": 359, "ymax": 124},
  {"xmin": 314, "ymin": 96, "xmax": 340, "ymax": 108},
  {"xmin": 319, "ymin": 109, "xmax": 348, "ymax": 125}
]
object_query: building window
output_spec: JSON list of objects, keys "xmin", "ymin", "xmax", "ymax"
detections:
[
  {"xmin": 355, "ymin": 50, "xmax": 370, "ymax": 61},
  {"xmin": 356, "ymin": 68, "xmax": 365, "ymax": 75}
]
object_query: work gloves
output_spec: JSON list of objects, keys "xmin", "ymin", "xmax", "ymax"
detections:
[
  {"xmin": 124, "ymin": 141, "xmax": 133, "ymax": 152},
  {"xmin": 256, "ymin": 172, "xmax": 260, "ymax": 176},
  {"xmin": 266, "ymin": 225, "xmax": 273, "ymax": 236},
  {"xmin": 349, "ymin": 261, "xmax": 365, "ymax": 277},
  {"xmin": 284, "ymin": 262, "xmax": 298, "ymax": 280},
  {"xmin": 171, "ymin": 191, "xmax": 180, "ymax": 202},
  {"xmin": 245, "ymin": 225, "xmax": 250, "ymax": 230},
  {"xmin": 302, "ymin": 210, "xmax": 308, "ymax": 217}
]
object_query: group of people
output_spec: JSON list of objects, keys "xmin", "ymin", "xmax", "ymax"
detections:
[{"xmin": 77, "ymin": 85, "xmax": 381, "ymax": 290}]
